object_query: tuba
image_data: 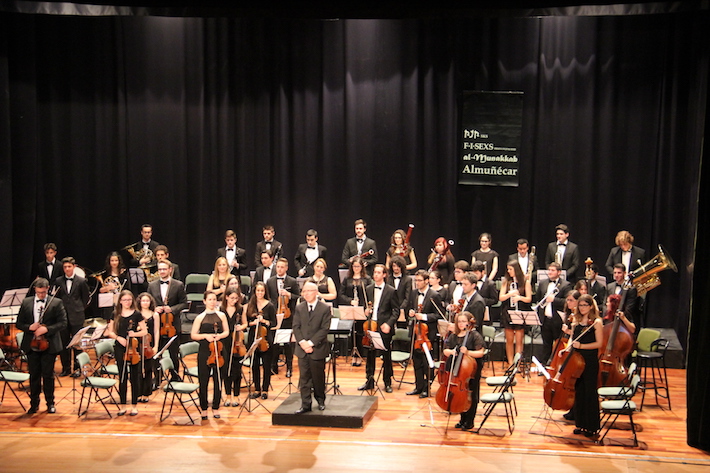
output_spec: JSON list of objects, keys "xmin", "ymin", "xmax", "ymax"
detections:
[{"xmin": 628, "ymin": 244, "xmax": 677, "ymax": 296}]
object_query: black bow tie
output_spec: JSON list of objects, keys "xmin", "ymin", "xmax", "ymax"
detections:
[
  {"xmin": 356, "ymin": 238, "xmax": 363, "ymax": 243},
  {"xmin": 419, "ymin": 292, "xmax": 426, "ymax": 296},
  {"xmin": 375, "ymin": 286, "xmax": 382, "ymax": 290},
  {"xmin": 550, "ymin": 280, "xmax": 558, "ymax": 285},
  {"xmin": 557, "ymin": 242, "xmax": 567, "ymax": 246},
  {"xmin": 46, "ymin": 262, "xmax": 53, "ymax": 266},
  {"xmin": 160, "ymin": 280, "xmax": 170, "ymax": 285},
  {"xmin": 66, "ymin": 278, "xmax": 73, "ymax": 282},
  {"xmin": 36, "ymin": 299, "xmax": 46, "ymax": 303},
  {"xmin": 226, "ymin": 247, "xmax": 234, "ymax": 251},
  {"xmin": 277, "ymin": 277, "xmax": 284, "ymax": 280},
  {"xmin": 394, "ymin": 276, "xmax": 401, "ymax": 279},
  {"xmin": 307, "ymin": 246, "xmax": 316, "ymax": 250}
]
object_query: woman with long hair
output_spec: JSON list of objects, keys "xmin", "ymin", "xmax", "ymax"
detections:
[
  {"xmin": 498, "ymin": 261, "xmax": 532, "ymax": 366},
  {"xmin": 220, "ymin": 286, "xmax": 246, "ymax": 407},
  {"xmin": 207, "ymin": 257, "xmax": 231, "ymax": 300},
  {"xmin": 427, "ymin": 237, "xmax": 455, "ymax": 285},
  {"xmin": 99, "ymin": 251, "xmax": 130, "ymax": 320},
  {"xmin": 137, "ymin": 292, "xmax": 160, "ymax": 402},
  {"xmin": 385, "ymin": 229, "xmax": 417, "ymax": 272},
  {"xmin": 244, "ymin": 281, "xmax": 277, "ymax": 400},
  {"xmin": 338, "ymin": 257, "xmax": 372, "ymax": 366}
]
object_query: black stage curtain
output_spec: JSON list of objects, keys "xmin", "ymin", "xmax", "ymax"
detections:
[{"xmin": 0, "ymin": 13, "xmax": 706, "ymax": 337}]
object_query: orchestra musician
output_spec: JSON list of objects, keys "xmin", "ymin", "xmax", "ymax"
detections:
[
  {"xmin": 582, "ymin": 263, "xmax": 607, "ymax": 314},
  {"xmin": 266, "ymin": 258, "xmax": 300, "ymax": 378},
  {"xmin": 544, "ymin": 224, "xmax": 581, "ymax": 283},
  {"xmin": 106, "ymin": 290, "xmax": 148, "ymax": 416},
  {"xmin": 154, "ymin": 245, "xmax": 181, "ymax": 281},
  {"xmin": 305, "ymin": 258, "xmax": 338, "ymax": 303},
  {"xmin": 137, "ymin": 292, "xmax": 160, "ymax": 401},
  {"xmin": 385, "ymin": 228, "xmax": 417, "ymax": 272},
  {"xmin": 604, "ymin": 230, "xmax": 646, "ymax": 276},
  {"xmin": 253, "ymin": 249, "xmax": 276, "ymax": 286},
  {"xmin": 537, "ymin": 262, "xmax": 572, "ymax": 366},
  {"xmin": 427, "ymin": 237, "xmax": 455, "ymax": 285},
  {"xmin": 293, "ymin": 281, "xmax": 331, "ymax": 414},
  {"xmin": 129, "ymin": 224, "xmax": 160, "ymax": 268},
  {"xmin": 341, "ymin": 219, "xmax": 378, "ymax": 275},
  {"xmin": 244, "ymin": 281, "xmax": 277, "ymax": 400},
  {"xmin": 358, "ymin": 264, "xmax": 399, "ymax": 393},
  {"xmin": 560, "ymin": 294, "xmax": 604, "ymax": 437},
  {"xmin": 605, "ymin": 263, "xmax": 638, "ymax": 334},
  {"xmin": 98, "ymin": 251, "xmax": 131, "ymax": 320},
  {"xmin": 36, "ymin": 242, "xmax": 60, "ymax": 286},
  {"xmin": 339, "ymin": 256, "xmax": 372, "ymax": 366},
  {"xmin": 445, "ymin": 261, "xmax": 470, "ymax": 308},
  {"xmin": 147, "ymin": 260, "xmax": 188, "ymax": 381},
  {"xmin": 443, "ymin": 311, "xmax": 485, "ymax": 430},
  {"xmin": 405, "ymin": 269, "xmax": 445, "ymax": 397},
  {"xmin": 428, "ymin": 270, "xmax": 447, "ymax": 300},
  {"xmin": 190, "ymin": 291, "xmax": 229, "ymax": 419},
  {"xmin": 508, "ymin": 238, "xmax": 538, "ymax": 288},
  {"xmin": 459, "ymin": 273, "xmax": 486, "ymax": 335},
  {"xmin": 387, "ymin": 256, "xmax": 412, "ymax": 327},
  {"xmin": 470, "ymin": 233, "xmax": 499, "ymax": 280},
  {"xmin": 499, "ymin": 261, "xmax": 533, "ymax": 366},
  {"xmin": 471, "ymin": 260, "xmax": 500, "ymax": 308},
  {"xmin": 56, "ymin": 257, "xmax": 90, "ymax": 377},
  {"xmin": 16, "ymin": 278, "xmax": 67, "ymax": 414},
  {"xmin": 207, "ymin": 257, "xmax": 232, "ymax": 301},
  {"xmin": 254, "ymin": 225, "xmax": 283, "ymax": 268},
  {"xmin": 220, "ymin": 286, "xmax": 246, "ymax": 407},
  {"xmin": 294, "ymin": 229, "xmax": 327, "ymax": 278},
  {"xmin": 561, "ymin": 290, "xmax": 582, "ymax": 422},
  {"xmin": 217, "ymin": 230, "xmax": 247, "ymax": 276}
]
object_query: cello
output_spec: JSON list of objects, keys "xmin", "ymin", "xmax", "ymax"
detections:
[
  {"xmin": 598, "ymin": 292, "xmax": 635, "ymax": 387},
  {"xmin": 543, "ymin": 323, "xmax": 593, "ymax": 411},
  {"xmin": 435, "ymin": 328, "xmax": 477, "ymax": 414}
]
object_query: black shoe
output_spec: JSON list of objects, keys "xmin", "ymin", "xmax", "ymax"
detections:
[
  {"xmin": 47, "ymin": 404, "xmax": 56, "ymax": 414},
  {"xmin": 261, "ymin": 392, "xmax": 268, "ymax": 400},
  {"xmin": 352, "ymin": 358, "xmax": 362, "ymax": 367},
  {"xmin": 406, "ymin": 389, "xmax": 422, "ymax": 396},
  {"xmin": 419, "ymin": 391, "xmax": 429, "ymax": 398},
  {"xmin": 201, "ymin": 414, "xmax": 208, "ymax": 420},
  {"xmin": 573, "ymin": 428, "xmax": 584, "ymax": 435},
  {"xmin": 294, "ymin": 406, "xmax": 311, "ymax": 414},
  {"xmin": 285, "ymin": 369, "xmax": 292, "ymax": 378},
  {"xmin": 563, "ymin": 411, "xmax": 575, "ymax": 421},
  {"xmin": 318, "ymin": 402, "xmax": 326, "ymax": 411},
  {"xmin": 27, "ymin": 406, "xmax": 38, "ymax": 415},
  {"xmin": 385, "ymin": 385, "xmax": 393, "ymax": 393},
  {"xmin": 249, "ymin": 392, "xmax": 260, "ymax": 399},
  {"xmin": 583, "ymin": 430, "xmax": 597, "ymax": 438},
  {"xmin": 58, "ymin": 370, "xmax": 71, "ymax": 377},
  {"xmin": 358, "ymin": 382, "xmax": 374, "ymax": 391}
]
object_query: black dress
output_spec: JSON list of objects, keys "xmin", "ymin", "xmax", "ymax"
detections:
[
  {"xmin": 197, "ymin": 311, "xmax": 225, "ymax": 410},
  {"xmin": 572, "ymin": 322, "xmax": 600, "ymax": 433},
  {"xmin": 339, "ymin": 276, "xmax": 372, "ymax": 358},
  {"xmin": 500, "ymin": 280, "xmax": 531, "ymax": 330},
  {"xmin": 222, "ymin": 307, "xmax": 244, "ymax": 397},
  {"xmin": 246, "ymin": 302, "xmax": 277, "ymax": 393},
  {"xmin": 444, "ymin": 330, "xmax": 484, "ymax": 428},
  {"xmin": 113, "ymin": 311, "xmax": 144, "ymax": 405},
  {"xmin": 471, "ymin": 249, "xmax": 500, "ymax": 279}
]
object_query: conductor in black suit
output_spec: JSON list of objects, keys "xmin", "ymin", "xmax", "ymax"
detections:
[
  {"xmin": 217, "ymin": 229, "xmax": 247, "ymax": 276},
  {"xmin": 604, "ymin": 230, "xmax": 646, "ymax": 276},
  {"xmin": 148, "ymin": 260, "xmax": 188, "ymax": 380},
  {"xmin": 16, "ymin": 278, "xmax": 67, "ymax": 414},
  {"xmin": 359, "ymin": 264, "xmax": 399, "ymax": 393},
  {"xmin": 36, "ymin": 242, "xmax": 60, "ymax": 286},
  {"xmin": 254, "ymin": 225, "xmax": 284, "ymax": 268},
  {"xmin": 293, "ymin": 282, "xmax": 332, "ymax": 414},
  {"xmin": 544, "ymin": 224, "xmax": 580, "ymax": 283},
  {"xmin": 341, "ymin": 218, "xmax": 378, "ymax": 275},
  {"xmin": 294, "ymin": 229, "xmax": 328, "ymax": 278},
  {"xmin": 55, "ymin": 257, "xmax": 90, "ymax": 377}
]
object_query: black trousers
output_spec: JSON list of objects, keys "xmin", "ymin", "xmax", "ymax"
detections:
[
  {"xmin": 197, "ymin": 351, "xmax": 224, "ymax": 410},
  {"xmin": 541, "ymin": 314, "xmax": 563, "ymax": 365},
  {"xmin": 365, "ymin": 332, "xmax": 393, "ymax": 386},
  {"xmin": 223, "ymin": 354, "xmax": 243, "ymax": 396},
  {"xmin": 59, "ymin": 321, "xmax": 82, "ymax": 371},
  {"xmin": 297, "ymin": 354, "xmax": 326, "ymax": 408},
  {"xmin": 27, "ymin": 349, "xmax": 57, "ymax": 408}
]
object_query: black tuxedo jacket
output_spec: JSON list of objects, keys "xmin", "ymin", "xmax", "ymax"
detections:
[
  {"xmin": 405, "ymin": 288, "xmax": 444, "ymax": 343},
  {"xmin": 589, "ymin": 280, "xmax": 607, "ymax": 312},
  {"xmin": 463, "ymin": 291, "xmax": 486, "ymax": 332},
  {"xmin": 217, "ymin": 246, "xmax": 247, "ymax": 275},
  {"xmin": 535, "ymin": 278, "xmax": 572, "ymax": 317},
  {"xmin": 341, "ymin": 237, "xmax": 378, "ymax": 269},
  {"xmin": 266, "ymin": 274, "xmax": 300, "ymax": 313},
  {"xmin": 55, "ymin": 275, "xmax": 90, "ymax": 327},
  {"xmin": 130, "ymin": 240, "xmax": 160, "ymax": 267},
  {"xmin": 445, "ymin": 280, "xmax": 463, "ymax": 306},
  {"xmin": 147, "ymin": 278, "xmax": 188, "ymax": 316},
  {"xmin": 16, "ymin": 295, "xmax": 67, "ymax": 354},
  {"xmin": 365, "ymin": 283, "xmax": 399, "ymax": 330},
  {"xmin": 477, "ymin": 279, "xmax": 499, "ymax": 307},
  {"xmin": 545, "ymin": 241, "xmax": 581, "ymax": 282},
  {"xmin": 37, "ymin": 260, "xmax": 61, "ymax": 286},
  {"xmin": 254, "ymin": 239, "xmax": 284, "ymax": 267},
  {"xmin": 387, "ymin": 274, "xmax": 412, "ymax": 311},
  {"xmin": 294, "ymin": 244, "xmax": 327, "ymax": 278},
  {"xmin": 508, "ymin": 252, "xmax": 539, "ymax": 287},
  {"xmin": 606, "ymin": 282, "xmax": 639, "ymax": 326},
  {"xmin": 253, "ymin": 264, "xmax": 275, "ymax": 286},
  {"xmin": 293, "ymin": 300, "xmax": 332, "ymax": 360},
  {"xmin": 605, "ymin": 246, "xmax": 646, "ymax": 275}
]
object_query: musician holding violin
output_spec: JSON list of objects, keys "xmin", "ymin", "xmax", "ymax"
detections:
[
  {"xmin": 220, "ymin": 287, "xmax": 247, "ymax": 407},
  {"xmin": 341, "ymin": 219, "xmax": 378, "ymax": 276},
  {"xmin": 191, "ymin": 291, "xmax": 229, "ymax": 419},
  {"xmin": 441, "ymin": 311, "xmax": 485, "ymax": 430},
  {"xmin": 427, "ymin": 237, "xmax": 455, "ymax": 285},
  {"xmin": 244, "ymin": 281, "xmax": 277, "ymax": 400},
  {"xmin": 385, "ymin": 227, "xmax": 417, "ymax": 272},
  {"xmin": 106, "ymin": 290, "xmax": 148, "ymax": 416},
  {"xmin": 137, "ymin": 292, "xmax": 160, "ymax": 402},
  {"xmin": 266, "ymin": 258, "xmax": 300, "ymax": 378},
  {"xmin": 559, "ymin": 294, "xmax": 603, "ymax": 437},
  {"xmin": 16, "ymin": 278, "xmax": 67, "ymax": 415}
]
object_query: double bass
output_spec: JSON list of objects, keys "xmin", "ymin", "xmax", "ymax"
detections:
[
  {"xmin": 435, "ymin": 329, "xmax": 477, "ymax": 414},
  {"xmin": 598, "ymin": 293, "xmax": 634, "ymax": 387},
  {"xmin": 543, "ymin": 323, "xmax": 592, "ymax": 411}
]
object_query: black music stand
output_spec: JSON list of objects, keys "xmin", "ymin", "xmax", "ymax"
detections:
[
  {"xmin": 338, "ymin": 306, "xmax": 365, "ymax": 364},
  {"xmin": 274, "ymin": 329, "xmax": 295, "ymax": 400},
  {"xmin": 238, "ymin": 338, "xmax": 271, "ymax": 417},
  {"xmin": 361, "ymin": 330, "xmax": 386, "ymax": 400},
  {"xmin": 510, "ymin": 310, "xmax": 540, "ymax": 380},
  {"xmin": 326, "ymin": 318, "xmax": 353, "ymax": 395},
  {"xmin": 58, "ymin": 326, "xmax": 92, "ymax": 406}
]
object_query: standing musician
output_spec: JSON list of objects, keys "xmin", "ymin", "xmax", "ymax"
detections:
[
  {"xmin": 499, "ymin": 262, "xmax": 533, "ymax": 366},
  {"xmin": 471, "ymin": 261, "xmax": 500, "ymax": 308},
  {"xmin": 341, "ymin": 219, "xmax": 378, "ymax": 276},
  {"xmin": 443, "ymin": 311, "xmax": 485, "ymax": 430},
  {"xmin": 253, "ymin": 249, "xmax": 276, "ymax": 286},
  {"xmin": 385, "ymin": 228, "xmax": 418, "ymax": 272},
  {"xmin": 470, "ymin": 233, "xmax": 500, "ymax": 281},
  {"xmin": 154, "ymin": 245, "xmax": 181, "ymax": 282},
  {"xmin": 537, "ymin": 262, "xmax": 572, "ymax": 365},
  {"xmin": 190, "ymin": 291, "xmax": 229, "ymax": 420},
  {"xmin": 244, "ymin": 281, "xmax": 277, "ymax": 400},
  {"xmin": 220, "ymin": 287, "xmax": 246, "ymax": 407},
  {"xmin": 255, "ymin": 225, "xmax": 283, "ymax": 268},
  {"xmin": 387, "ymin": 256, "xmax": 412, "ymax": 327},
  {"xmin": 358, "ymin": 264, "xmax": 399, "ymax": 393},
  {"xmin": 428, "ymin": 270, "xmax": 448, "ymax": 300},
  {"xmin": 106, "ymin": 290, "xmax": 148, "ymax": 416},
  {"xmin": 605, "ymin": 264, "xmax": 638, "ymax": 334},
  {"xmin": 544, "ymin": 224, "xmax": 581, "ymax": 283},
  {"xmin": 98, "ymin": 251, "xmax": 131, "ymax": 321},
  {"xmin": 427, "ymin": 237, "xmax": 455, "ymax": 285},
  {"xmin": 293, "ymin": 282, "xmax": 332, "ymax": 414},
  {"xmin": 207, "ymin": 257, "xmax": 232, "ymax": 301},
  {"xmin": 405, "ymin": 269, "xmax": 445, "ymax": 398},
  {"xmin": 445, "ymin": 261, "xmax": 470, "ymax": 308},
  {"xmin": 338, "ymin": 257, "xmax": 372, "ymax": 366},
  {"xmin": 36, "ymin": 242, "xmax": 60, "ymax": 286},
  {"xmin": 294, "ymin": 229, "xmax": 327, "ymax": 278},
  {"xmin": 266, "ymin": 258, "xmax": 300, "ymax": 378},
  {"xmin": 604, "ymin": 230, "xmax": 645, "ymax": 276},
  {"xmin": 217, "ymin": 230, "xmax": 247, "ymax": 276},
  {"xmin": 305, "ymin": 258, "xmax": 338, "ymax": 303},
  {"xmin": 16, "ymin": 278, "xmax": 67, "ymax": 414},
  {"xmin": 129, "ymin": 224, "xmax": 160, "ymax": 268},
  {"xmin": 508, "ymin": 238, "xmax": 538, "ymax": 288},
  {"xmin": 458, "ymin": 273, "xmax": 486, "ymax": 335},
  {"xmin": 56, "ymin": 257, "xmax": 90, "ymax": 377},
  {"xmin": 148, "ymin": 260, "xmax": 188, "ymax": 381},
  {"xmin": 560, "ymin": 294, "xmax": 604, "ymax": 437},
  {"xmin": 583, "ymin": 263, "xmax": 607, "ymax": 314},
  {"xmin": 137, "ymin": 292, "xmax": 160, "ymax": 402}
]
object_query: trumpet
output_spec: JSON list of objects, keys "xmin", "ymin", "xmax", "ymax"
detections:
[
  {"xmin": 532, "ymin": 285, "xmax": 559, "ymax": 311},
  {"xmin": 510, "ymin": 281, "xmax": 519, "ymax": 310}
]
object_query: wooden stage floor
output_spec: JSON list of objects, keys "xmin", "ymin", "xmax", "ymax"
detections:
[{"xmin": 1, "ymin": 355, "xmax": 708, "ymax": 472}]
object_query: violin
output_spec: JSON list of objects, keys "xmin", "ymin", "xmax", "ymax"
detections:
[
  {"xmin": 207, "ymin": 322, "xmax": 225, "ymax": 368},
  {"xmin": 231, "ymin": 322, "xmax": 247, "ymax": 357},
  {"xmin": 278, "ymin": 292, "xmax": 292, "ymax": 320},
  {"xmin": 30, "ymin": 305, "xmax": 50, "ymax": 352},
  {"xmin": 598, "ymin": 293, "xmax": 634, "ymax": 387},
  {"xmin": 125, "ymin": 320, "xmax": 141, "ymax": 365},
  {"xmin": 435, "ymin": 329, "xmax": 477, "ymax": 414},
  {"xmin": 160, "ymin": 294, "xmax": 177, "ymax": 338},
  {"xmin": 362, "ymin": 301, "xmax": 377, "ymax": 348},
  {"xmin": 143, "ymin": 332, "xmax": 155, "ymax": 359},
  {"xmin": 543, "ymin": 323, "xmax": 591, "ymax": 411},
  {"xmin": 255, "ymin": 310, "xmax": 269, "ymax": 352},
  {"xmin": 413, "ymin": 303, "xmax": 430, "ymax": 352}
]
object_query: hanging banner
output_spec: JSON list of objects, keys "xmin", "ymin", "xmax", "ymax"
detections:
[{"xmin": 459, "ymin": 91, "xmax": 523, "ymax": 187}]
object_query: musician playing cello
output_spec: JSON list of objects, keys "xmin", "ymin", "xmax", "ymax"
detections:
[{"xmin": 442, "ymin": 311, "xmax": 485, "ymax": 430}]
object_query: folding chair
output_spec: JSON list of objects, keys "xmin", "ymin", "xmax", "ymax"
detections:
[
  {"xmin": 485, "ymin": 351, "xmax": 520, "ymax": 415},
  {"xmin": 0, "ymin": 348, "xmax": 30, "ymax": 411},
  {"xmin": 598, "ymin": 362, "xmax": 637, "ymax": 400},
  {"xmin": 390, "ymin": 328, "xmax": 412, "ymax": 389},
  {"xmin": 94, "ymin": 340, "xmax": 120, "ymax": 378},
  {"xmin": 159, "ymin": 357, "xmax": 201, "ymax": 424},
  {"xmin": 476, "ymin": 365, "xmax": 518, "ymax": 435},
  {"xmin": 76, "ymin": 352, "xmax": 120, "ymax": 418},
  {"xmin": 481, "ymin": 325, "xmax": 497, "ymax": 375},
  {"xmin": 179, "ymin": 341, "xmax": 199, "ymax": 382},
  {"xmin": 599, "ymin": 374, "xmax": 642, "ymax": 447}
]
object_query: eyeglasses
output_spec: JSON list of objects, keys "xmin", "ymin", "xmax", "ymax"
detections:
[{"xmin": 577, "ymin": 303, "xmax": 591, "ymax": 307}]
